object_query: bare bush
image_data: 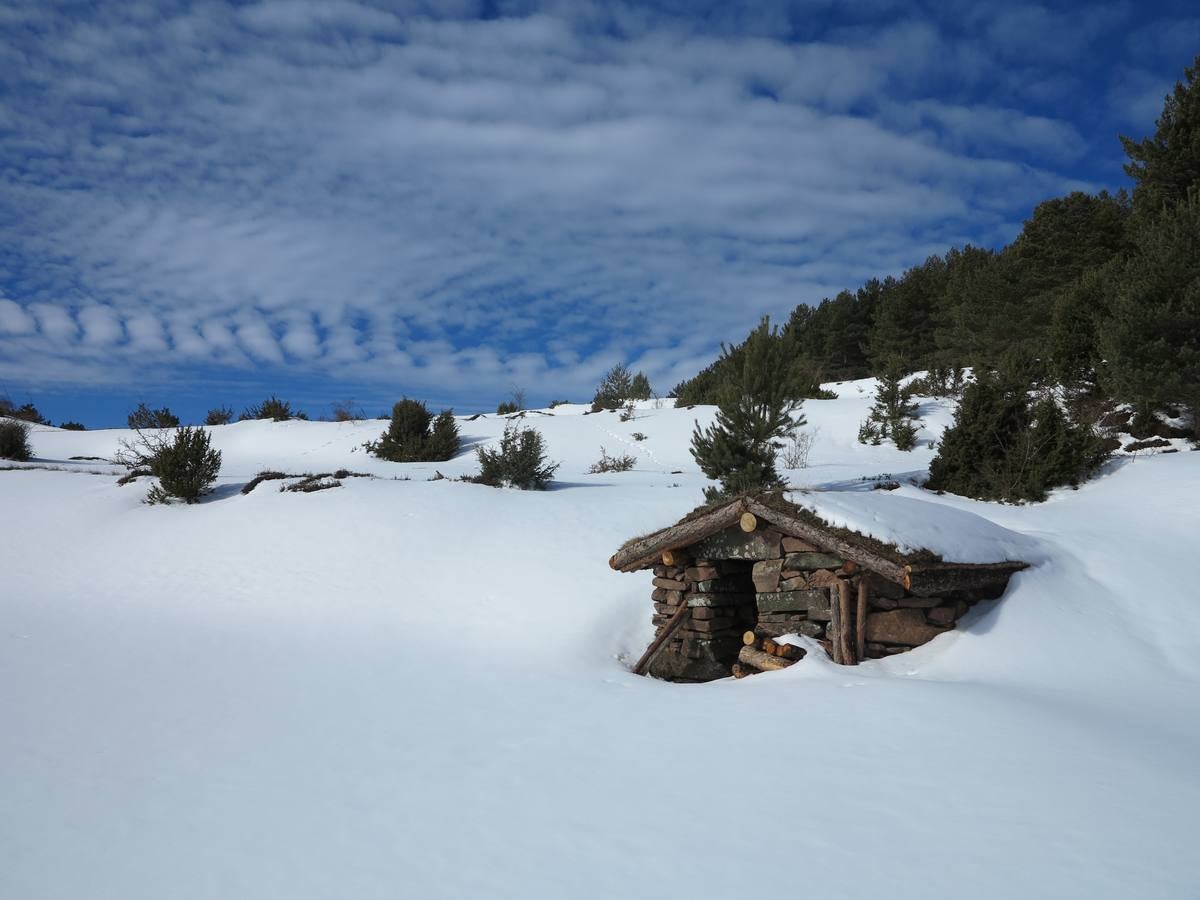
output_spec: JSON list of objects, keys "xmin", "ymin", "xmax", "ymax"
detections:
[
  {"xmin": 780, "ymin": 427, "xmax": 819, "ymax": 469},
  {"xmin": 331, "ymin": 399, "xmax": 365, "ymax": 422}
]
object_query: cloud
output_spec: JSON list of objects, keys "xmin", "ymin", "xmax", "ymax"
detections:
[
  {"xmin": 0, "ymin": 0, "xmax": 1167, "ymax": 405},
  {"xmin": 0, "ymin": 298, "xmax": 38, "ymax": 335}
]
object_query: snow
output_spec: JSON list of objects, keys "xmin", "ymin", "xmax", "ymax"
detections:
[
  {"xmin": 2, "ymin": 382, "xmax": 1199, "ymax": 899},
  {"xmin": 790, "ymin": 489, "xmax": 1048, "ymax": 564}
]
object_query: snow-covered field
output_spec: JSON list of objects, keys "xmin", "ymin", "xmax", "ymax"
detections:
[{"xmin": 3, "ymin": 382, "xmax": 1198, "ymax": 899}]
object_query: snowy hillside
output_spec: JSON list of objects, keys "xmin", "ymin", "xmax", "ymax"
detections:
[{"xmin": 2, "ymin": 381, "xmax": 1199, "ymax": 899}]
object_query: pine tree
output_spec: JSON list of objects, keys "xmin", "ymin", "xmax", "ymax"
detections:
[
  {"xmin": 629, "ymin": 372, "xmax": 652, "ymax": 401},
  {"xmin": 1121, "ymin": 55, "xmax": 1200, "ymax": 217},
  {"xmin": 860, "ymin": 362, "xmax": 919, "ymax": 451},
  {"xmin": 927, "ymin": 370, "xmax": 1107, "ymax": 502},
  {"xmin": 868, "ymin": 256, "xmax": 947, "ymax": 373},
  {"xmin": 1099, "ymin": 189, "xmax": 1200, "ymax": 429},
  {"xmin": 128, "ymin": 403, "xmax": 180, "ymax": 429},
  {"xmin": 427, "ymin": 410, "xmax": 462, "ymax": 461},
  {"xmin": 144, "ymin": 426, "xmax": 223, "ymax": 504},
  {"xmin": 690, "ymin": 318, "xmax": 807, "ymax": 500},
  {"xmin": 368, "ymin": 399, "xmax": 459, "ymax": 462},
  {"xmin": 476, "ymin": 424, "xmax": 559, "ymax": 489},
  {"xmin": 1046, "ymin": 264, "xmax": 1116, "ymax": 390},
  {"xmin": 592, "ymin": 363, "xmax": 633, "ymax": 411}
]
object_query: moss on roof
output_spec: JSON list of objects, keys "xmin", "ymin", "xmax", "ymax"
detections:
[{"xmin": 615, "ymin": 489, "xmax": 943, "ymax": 568}]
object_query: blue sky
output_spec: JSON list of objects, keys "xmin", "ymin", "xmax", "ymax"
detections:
[{"xmin": 0, "ymin": 0, "xmax": 1197, "ymax": 426}]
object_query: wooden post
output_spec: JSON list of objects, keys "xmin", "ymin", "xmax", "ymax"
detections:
[
  {"xmin": 834, "ymin": 578, "xmax": 856, "ymax": 665},
  {"xmin": 632, "ymin": 601, "xmax": 690, "ymax": 676},
  {"xmin": 829, "ymin": 581, "xmax": 844, "ymax": 664},
  {"xmin": 855, "ymin": 577, "xmax": 868, "ymax": 662}
]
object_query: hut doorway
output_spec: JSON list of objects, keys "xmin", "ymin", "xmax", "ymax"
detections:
[{"xmin": 642, "ymin": 551, "xmax": 760, "ymax": 682}]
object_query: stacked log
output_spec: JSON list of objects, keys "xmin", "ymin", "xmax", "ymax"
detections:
[{"xmin": 732, "ymin": 630, "xmax": 806, "ymax": 677}]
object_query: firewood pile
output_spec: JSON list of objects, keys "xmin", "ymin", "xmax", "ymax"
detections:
[{"xmin": 732, "ymin": 631, "xmax": 806, "ymax": 678}]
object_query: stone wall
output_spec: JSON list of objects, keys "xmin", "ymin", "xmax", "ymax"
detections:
[{"xmin": 644, "ymin": 523, "xmax": 989, "ymax": 681}]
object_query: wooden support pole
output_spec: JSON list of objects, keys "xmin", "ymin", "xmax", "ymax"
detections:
[
  {"xmin": 855, "ymin": 577, "xmax": 868, "ymax": 663},
  {"xmin": 632, "ymin": 602, "xmax": 690, "ymax": 676},
  {"xmin": 834, "ymin": 578, "xmax": 856, "ymax": 665},
  {"xmin": 829, "ymin": 582, "xmax": 844, "ymax": 665}
]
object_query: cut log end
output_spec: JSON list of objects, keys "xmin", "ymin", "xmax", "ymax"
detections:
[
  {"xmin": 739, "ymin": 511, "xmax": 758, "ymax": 533},
  {"xmin": 661, "ymin": 549, "xmax": 693, "ymax": 568}
]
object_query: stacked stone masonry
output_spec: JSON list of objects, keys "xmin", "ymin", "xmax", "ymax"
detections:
[{"xmin": 645, "ymin": 524, "xmax": 999, "ymax": 682}]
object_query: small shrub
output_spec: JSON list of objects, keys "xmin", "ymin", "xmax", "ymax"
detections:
[
  {"xmin": 588, "ymin": 447, "xmax": 636, "ymax": 474},
  {"xmin": 283, "ymin": 475, "xmax": 341, "ymax": 493},
  {"xmin": 0, "ymin": 398, "xmax": 49, "ymax": 425},
  {"xmin": 128, "ymin": 403, "xmax": 180, "ymax": 430},
  {"xmin": 891, "ymin": 418, "xmax": 919, "ymax": 451},
  {"xmin": 1124, "ymin": 437, "xmax": 1172, "ymax": 452},
  {"xmin": 59, "ymin": 421, "xmax": 86, "ymax": 431},
  {"xmin": 205, "ymin": 406, "xmax": 234, "ymax": 426},
  {"xmin": 131, "ymin": 427, "xmax": 222, "ymax": 504},
  {"xmin": 908, "ymin": 367, "xmax": 965, "ymax": 398},
  {"xmin": 331, "ymin": 399, "xmax": 364, "ymax": 422},
  {"xmin": 476, "ymin": 423, "xmax": 559, "ymax": 489},
  {"xmin": 116, "ymin": 467, "xmax": 151, "ymax": 486},
  {"xmin": 857, "ymin": 419, "xmax": 883, "ymax": 446},
  {"xmin": 631, "ymin": 432, "xmax": 647, "ymax": 441},
  {"xmin": 427, "ymin": 410, "xmax": 461, "ymax": 461},
  {"xmin": 241, "ymin": 470, "xmax": 289, "ymax": 494},
  {"xmin": 241, "ymin": 396, "xmax": 299, "ymax": 422},
  {"xmin": 497, "ymin": 388, "xmax": 526, "ymax": 415},
  {"xmin": 367, "ymin": 399, "xmax": 460, "ymax": 462},
  {"xmin": 619, "ymin": 399, "xmax": 636, "ymax": 422},
  {"xmin": 0, "ymin": 420, "xmax": 32, "ymax": 461},
  {"xmin": 548, "ymin": 399, "xmax": 570, "ymax": 408},
  {"xmin": 780, "ymin": 427, "xmax": 819, "ymax": 468}
]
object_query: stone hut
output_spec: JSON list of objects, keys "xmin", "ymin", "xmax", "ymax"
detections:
[{"xmin": 609, "ymin": 493, "xmax": 1028, "ymax": 682}]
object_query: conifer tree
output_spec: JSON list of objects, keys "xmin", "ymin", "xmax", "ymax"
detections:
[
  {"xmin": 592, "ymin": 363, "xmax": 651, "ymax": 411},
  {"xmin": 128, "ymin": 403, "xmax": 180, "ymax": 429},
  {"xmin": 1099, "ymin": 189, "xmax": 1200, "ymax": 430},
  {"xmin": 1121, "ymin": 55, "xmax": 1200, "ymax": 217},
  {"xmin": 859, "ymin": 361, "xmax": 919, "ymax": 450},
  {"xmin": 427, "ymin": 410, "xmax": 462, "ymax": 460},
  {"xmin": 690, "ymin": 318, "xmax": 807, "ymax": 500},
  {"xmin": 927, "ymin": 369, "xmax": 1107, "ymax": 502},
  {"xmin": 368, "ymin": 399, "xmax": 460, "ymax": 462}
]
